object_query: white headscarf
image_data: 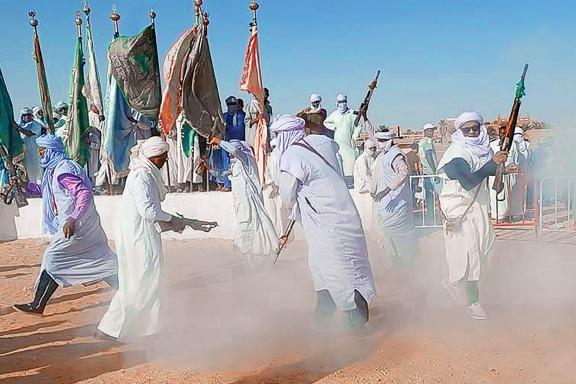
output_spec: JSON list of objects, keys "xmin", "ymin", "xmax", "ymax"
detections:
[
  {"xmin": 451, "ymin": 111, "xmax": 491, "ymax": 166},
  {"xmin": 129, "ymin": 137, "xmax": 169, "ymax": 202},
  {"xmin": 269, "ymin": 114, "xmax": 305, "ymax": 156},
  {"xmin": 364, "ymin": 138, "xmax": 377, "ymax": 157},
  {"xmin": 374, "ymin": 131, "xmax": 393, "ymax": 153},
  {"xmin": 309, "ymin": 94, "xmax": 322, "ymax": 113},
  {"xmin": 514, "ymin": 127, "xmax": 528, "ymax": 153},
  {"xmin": 336, "ymin": 94, "xmax": 348, "ymax": 114}
]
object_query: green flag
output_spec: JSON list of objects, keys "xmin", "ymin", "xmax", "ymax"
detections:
[
  {"xmin": 108, "ymin": 25, "xmax": 162, "ymax": 122},
  {"xmin": 66, "ymin": 36, "xmax": 90, "ymax": 166},
  {"xmin": 0, "ymin": 66, "xmax": 23, "ymax": 160}
]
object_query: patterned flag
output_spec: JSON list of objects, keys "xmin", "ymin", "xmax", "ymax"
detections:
[
  {"xmin": 32, "ymin": 31, "xmax": 54, "ymax": 134},
  {"xmin": 84, "ymin": 19, "xmax": 105, "ymax": 121},
  {"xmin": 240, "ymin": 25, "xmax": 267, "ymax": 185},
  {"xmin": 108, "ymin": 25, "xmax": 162, "ymax": 122},
  {"xmin": 159, "ymin": 26, "xmax": 197, "ymax": 135},
  {"xmin": 66, "ymin": 36, "xmax": 90, "ymax": 166},
  {"xmin": 181, "ymin": 23, "xmax": 225, "ymax": 140}
]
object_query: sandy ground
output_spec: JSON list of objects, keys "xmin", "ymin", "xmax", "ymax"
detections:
[{"xmin": 1, "ymin": 232, "xmax": 576, "ymax": 384}]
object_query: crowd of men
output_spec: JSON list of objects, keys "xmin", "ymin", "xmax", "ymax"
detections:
[{"xmin": 4, "ymin": 82, "xmax": 560, "ymax": 343}]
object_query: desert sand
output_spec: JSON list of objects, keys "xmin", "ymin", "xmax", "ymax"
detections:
[{"xmin": 1, "ymin": 231, "xmax": 576, "ymax": 383}]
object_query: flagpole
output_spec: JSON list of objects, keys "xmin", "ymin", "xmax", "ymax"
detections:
[
  {"xmin": 108, "ymin": 7, "xmax": 121, "ymax": 194},
  {"xmin": 249, "ymin": 1, "xmax": 259, "ymax": 26},
  {"xmin": 28, "ymin": 11, "xmax": 55, "ymax": 134}
]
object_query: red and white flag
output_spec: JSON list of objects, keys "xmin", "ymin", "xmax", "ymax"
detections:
[
  {"xmin": 240, "ymin": 26, "xmax": 267, "ymax": 185},
  {"xmin": 159, "ymin": 26, "xmax": 197, "ymax": 135}
]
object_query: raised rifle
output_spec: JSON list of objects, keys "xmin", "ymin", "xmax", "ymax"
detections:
[
  {"xmin": 0, "ymin": 144, "xmax": 28, "ymax": 208},
  {"xmin": 273, "ymin": 219, "xmax": 295, "ymax": 264},
  {"xmin": 492, "ymin": 64, "xmax": 529, "ymax": 194},
  {"xmin": 354, "ymin": 70, "xmax": 381, "ymax": 127}
]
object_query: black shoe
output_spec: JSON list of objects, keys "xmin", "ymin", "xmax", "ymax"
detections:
[
  {"xmin": 93, "ymin": 329, "xmax": 119, "ymax": 342},
  {"xmin": 12, "ymin": 303, "xmax": 45, "ymax": 316}
]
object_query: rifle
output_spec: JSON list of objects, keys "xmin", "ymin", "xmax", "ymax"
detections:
[
  {"xmin": 492, "ymin": 64, "xmax": 529, "ymax": 194},
  {"xmin": 354, "ymin": 70, "xmax": 381, "ymax": 127},
  {"xmin": 155, "ymin": 213, "xmax": 218, "ymax": 233},
  {"xmin": 0, "ymin": 144, "xmax": 28, "ymax": 208},
  {"xmin": 273, "ymin": 219, "xmax": 295, "ymax": 264}
]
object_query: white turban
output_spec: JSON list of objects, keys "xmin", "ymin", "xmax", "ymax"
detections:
[
  {"xmin": 451, "ymin": 112, "xmax": 491, "ymax": 166},
  {"xmin": 454, "ymin": 111, "xmax": 483, "ymax": 130},
  {"xmin": 310, "ymin": 94, "xmax": 321, "ymax": 103},
  {"xmin": 422, "ymin": 122, "xmax": 437, "ymax": 131},
  {"xmin": 269, "ymin": 114, "xmax": 305, "ymax": 156},
  {"xmin": 33, "ymin": 106, "xmax": 43, "ymax": 115},
  {"xmin": 514, "ymin": 127, "xmax": 524, "ymax": 136},
  {"xmin": 374, "ymin": 130, "xmax": 393, "ymax": 140},
  {"xmin": 138, "ymin": 136, "xmax": 169, "ymax": 158},
  {"xmin": 364, "ymin": 138, "xmax": 376, "ymax": 149},
  {"xmin": 20, "ymin": 107, "xmax": 33, "ymax": 116},
  {"xmin": 336, "ymin": 94, "xmax": 347, "ymax": 103},
  {"xmin": 129, "ymin": 137, "xmax": 169, "ymax": 201}
]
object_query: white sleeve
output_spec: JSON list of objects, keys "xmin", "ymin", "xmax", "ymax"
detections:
[
  {"xmin": 132, "ymin": 172, "xmax": 172, "ymax": 222},
  {"xmin": 279, "ymin": 171, "xmax": 299, "ymax": 211}
]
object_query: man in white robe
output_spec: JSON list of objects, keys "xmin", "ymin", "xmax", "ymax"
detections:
[
  {"xmin": 208, "ymin": 137, "xmax": 278, "ymax": 267},
  {"xmin": 489, "ymin": 126, "xmax": 519, "ymax": 221},
  {"xmin": 510, "ymin": 127, "xmax": 530, "ymax": 219},
  {"xmin": 13, "ymin": 135, "xmax": 117, "ymax": 315},
  {"xmin": 17, "ymin": 108, "xmax": 44, "ymax": 187},
  {"xmin": 323, "ymin": 94, "xmax": 362, "ymax": 186},
  {"xmin": 437, "ymin": 112, "xmax": 508, "ymax": 320},
  {"xmin": 97, "ymin": 137, "xmax": 186, "ymax": 341},
  {"xmin": 273, "ymin": 114, "xmax": 375, "ymax": 328},
  {"xmin": 371, "ymin": 131, "xmax": 418, "ymax": 269},
  {"xmin": 354, "ymin": 139, "xmax": 376, "ymax": 194}
]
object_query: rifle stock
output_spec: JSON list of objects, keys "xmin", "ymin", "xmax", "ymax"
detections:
[{"xmin": 492, "ymin": 64, "xmax": 528, "ymax": 194}]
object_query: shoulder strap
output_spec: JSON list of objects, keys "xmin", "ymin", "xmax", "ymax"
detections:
[{"xmin": 292, "ymin": 138, "xmax": 339, "ymax": 174}]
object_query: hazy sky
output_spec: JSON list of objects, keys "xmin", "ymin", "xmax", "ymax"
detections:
[{"xmin": 0, "ymin": 0, "xmax": 574, "ymax": 129}]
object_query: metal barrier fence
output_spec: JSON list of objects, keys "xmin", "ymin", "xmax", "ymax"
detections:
[
  {"xmin": 539, "ymin": 176, "xmax": 576, "ymax": 232},
  {"xmin": 410, "ymin": 172, "xmax": 538, "ymax": 231}
]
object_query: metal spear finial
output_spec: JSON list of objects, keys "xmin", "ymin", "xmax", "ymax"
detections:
[
  {"xmin": 83, "ymin": 1, "xmax": 91, "ymax": 17},
  {"xmin": 149, "ymin": 8, "xmax": 157, "ymax": 25},
  {"xmin": 75, "ymin": 11, "xmax": 83, "ymax": 37},
  {"xmin": 28, "ymin": 10, "xmax": 39, "ymax": 31},
  {"xmin": 111, "ymin": 5, "xmax": 121, "ymax": 37},
  {"xmin": 249, "ymin": 1, "xmax": 259, "ymax": 27}
]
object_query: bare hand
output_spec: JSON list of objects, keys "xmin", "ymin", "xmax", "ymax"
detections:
[
  {"xmin": 493, "ymin": 151, "xmax": 509, "ymax": 165},
  {"xmin": 279, "ymin": 235, "xmax": 289, "ymax": 247},
  {"xmin": 63, "ymin": 218, "xmax": 76, "ymax": 239},
  {"xmin": 208, "ymin": 136, "xmax": 221, "ymax": 146},
  {"xmin": 505, "ymin": 164, "xmax": 519, "ymax": 174}
]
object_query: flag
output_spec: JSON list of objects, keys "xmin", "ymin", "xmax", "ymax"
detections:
[
  {"xmin": 181, "ymin": 23, "xmax": 225, "ymax": 139},
  {"xmin": 66, "ymin": 36, "xmax": 90, "ymax": 166},
  {"xmin": 108, "ymin": 25, "xmax": 162, "ymax": 122},
  {"xmin": 0, "ymin": 66, "xmax": 23, "ymax": 160},
  {"xmin": 84, "ymin": 19, "xmax": 105, "ymax": 121},
  {"xmin": 32, "ymin": 31, "xmax": 54, "ymax": 134},
  {"xmin": 99, "ymin": 59, "xmax": 137, "ymax": 183},
  {"xmin": 240, "ymin": 25, "xmax": 267, "ymax": 185},
  {"xmin": 159, "ymin": 26, "xmax": 197, "ymax": 135}
]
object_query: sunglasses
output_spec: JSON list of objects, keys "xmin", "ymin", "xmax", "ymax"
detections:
[{"xmin": 460, "ymin": 125, "xmax": 480, "ymax": 134}]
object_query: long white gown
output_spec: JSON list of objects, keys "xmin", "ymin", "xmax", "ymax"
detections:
[
  {"xmin": 323, "ymin": 109, "xmax": 362, "ymax": 178},
  {"xmin": 220, "ymin": 141, "xmax": 278, "ymax": 264},
  {"xmin": 97, "ymin": 167, "xmax": 171, "ymax": 340},
  {"xmin": 279, "ymin": 135, "xmax": 376, "ymax": 311},
  {"xmin": 437, "ymin": 144, "xmax": 495, "ymax": 283}
]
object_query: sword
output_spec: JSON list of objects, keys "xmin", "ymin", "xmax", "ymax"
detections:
[{"xmin": 273, "ymin": 219, "xmax": 295, "ymax": 265}]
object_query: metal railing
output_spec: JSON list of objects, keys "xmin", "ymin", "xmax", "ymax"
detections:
[
  {"xmin": 539, "ymin": 176, "xmax": 576, "ymax": 232},
  {"xmin": 410, "ymin": 174, "xmax": 444, "ymax": 229}
]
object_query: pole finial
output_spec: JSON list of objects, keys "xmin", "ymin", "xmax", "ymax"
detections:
[
  {"xmin": 83, "ymin": 1, "xmax": 91, "ymax": 16},
  {"xmin": 75, "ymin": 11, "xmax": 83, "ymax": 37},
  {"xmin": 111, "ymin": 6, "xmax": 121, "ymax": 36},
  {"xmin": 28, "ymin": 10, "xmax": 39, "ymax": 28},
  {"xmin": 249, "ymin": 1, "xmax": 259, "ymax": 26},
  {"xmin": 149, "ymin": 8, "xmax": 157, "ymax": 24}
]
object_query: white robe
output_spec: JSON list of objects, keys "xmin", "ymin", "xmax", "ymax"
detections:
[
  {"xmin": 262, "ymin": 150, "xmax": 285, "ymax": 237},
  {"xmin": 488, "ymin": 140, "xmax": 518, "ymax": 220},
  {"xmin": 323, "ymin": 109, "xmax": 362, "ymax": 178},
  {"xmin": 220, "ymin": 141, "xmax": 278, "ymax": 263},
  {"xmin": 437, "ymin": 144, "xmax": 495, "ymax": 283},
  {"xmin": 279, "ymin": 135, "xmax": 375, "ymax": 310},
  {"xmin": 353, "ymin": 151, "xmax": 374, "ymax": 194},
  {"xmin": 97, "ymin": 168, "xmax": 171, "ymax": 340}
]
